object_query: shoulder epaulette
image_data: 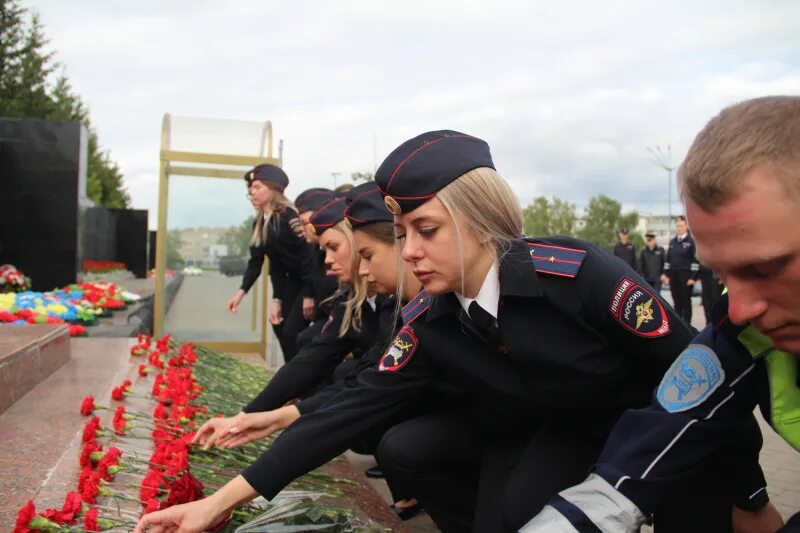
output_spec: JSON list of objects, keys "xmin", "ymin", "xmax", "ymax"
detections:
[
  {"xmin": 527, "ymin": 241, "xmax": 586, "ymax": 278},
  {"xmin": 401, "ymin": 289, "xmax": 430, "ymax": 325}
]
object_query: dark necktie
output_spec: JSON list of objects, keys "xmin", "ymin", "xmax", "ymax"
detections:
[{"xmin": 468, "ymin": 301, "xmax": 500, "ymax": 343}]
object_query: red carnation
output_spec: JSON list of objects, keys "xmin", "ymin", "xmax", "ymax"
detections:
[
  {"xmin": 80, "ymin": 395, "xmax": 96, "ymax": 416},
  {"xmin": 80, "ymin": 441, "xmax": 103, "ymax": 468},
  {"xmin": 82, "ymin": 416, "xmax": 101, "ymax": 442},
  {"xmin": 138, "ymin": 364, "xmax": 149, "ymax": 376},
  {"xmin": 79, "ymin": 467, "xmax": 101, "ymax": 503},
  {"xmin": 140, "ymin": 470, "xmax": 164, "ymax": 502},
  {"xmin": 12, "ymin": 500, "xmax": 36, "ymax": 533},
  {"xmin": 59, "ymin": 491, "xmax": 84, "ymax": 522},
  {"xmin": 166, "ymin": 471, "xmax": 205, "ymax": 505},
  {"xmin": 98, "ymin": 447, "xmax": 122, "ymax": 481},
  {"xmin": 83, "ymin": 508, "xmax": 99, "ymax": 531},
  {"xmin": 111, "ymin": 386, "xmax": 124, "ymax": 401},
  {"xmin": 143, "ymin": 498, "xmax": 160, "ymax": 513},
  {"xmin": 112, "ymin": 406, "xmax": 128, "ymax": 436}
]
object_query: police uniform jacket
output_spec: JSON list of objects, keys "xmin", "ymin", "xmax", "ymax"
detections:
[
  {"xmin": 242, "ymin": 290, "xmax": 382, "ymax": 414},
  {"xmin": 240, "ymin": 237, "xmax": 695, "ymax": 500},
  {"xmin": 522, "ymin": 294, "xmax": 790, "ymax": 532},
  {"xmin": 613, "ymin": 241, "xmax": 637, "ymax": 270},
  {"xmin": 664, "ymin": 233, "xmax": 699, "ymax": 278},
  {"xmin": 240, "ymin": 207, "xmax": 312, "ymax": 300},
  {"xmin": 638, "ymin": 245, "xmax": 666, "ymax": 284},
  {"xmin": 294, "ymin": 294, "xmax": 400, "ymax": 415}
]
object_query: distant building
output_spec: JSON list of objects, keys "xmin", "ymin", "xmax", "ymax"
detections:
[{"xmin": 177, "ymin": 227, "xmax": 229, "ymax": 266}]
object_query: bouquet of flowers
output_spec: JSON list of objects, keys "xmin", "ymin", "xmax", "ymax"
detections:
[{"xmin": 0, "ymin": 264, "xmax": 32, "ymax": 293}]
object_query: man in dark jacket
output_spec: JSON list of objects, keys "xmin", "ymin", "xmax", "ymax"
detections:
[
  {"xmin": 639, "ymin": 232, "xmax": 665, "ymax": 291},
  {"xmin": 613, "ymin": 228, "xmax": 637, "ymax": 270}
]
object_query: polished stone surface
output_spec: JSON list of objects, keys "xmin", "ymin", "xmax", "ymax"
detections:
[{"xmin": 0, "ymin": 325, "xmax": 71, "ymax": 415}]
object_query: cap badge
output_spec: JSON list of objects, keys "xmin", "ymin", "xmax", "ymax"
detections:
[{"xmin": 384, "ymin": 196, "xmax": 402, "ymax": 215}]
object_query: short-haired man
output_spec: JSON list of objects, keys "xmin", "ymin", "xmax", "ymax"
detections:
[
  {"xmin": 639, "ymin": 232, "xmax": 665, "ymax": 292},
  {"xmin": 613, "ymin": 228, "xmax": 637, "ymax": 270},
  {"xmin": 522, "ymin": 95, "xmax": 800, "ymax": 531}
]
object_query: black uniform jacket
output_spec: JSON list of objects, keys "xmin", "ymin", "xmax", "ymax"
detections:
[
  {"xmin": 665, "ymin": 233, "xmax": 699, "ymax": 278},
  {"xmin": 242, "ymin": 291, "xmax": 382, "ymax": 413},
  {"xmin": 638, "ymin": 245, "xmax": 665, "ymax": 283},
  {"xmin": 240, "ymin": 207, "xmax": 312, "ymax": 300},
  {"xmin": 241, "ymin": 237, "xmax": 694, "ymax": 499},
  {"xmin": 295, "ymin": 294, "xmax": 400, "ymax": 415}
]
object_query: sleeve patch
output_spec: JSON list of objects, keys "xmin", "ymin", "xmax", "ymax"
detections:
[
  {"xmin": 379, "ymin": 327, "xmax": 418, "ymax": 372},
  {"xmin": 527, "ymin": 242, "xmax": 586, "ymax": 278},
  {"xmin": 288, "ymin": 217, "xmax": 305, "ymax": 238},
  {"xmin": 657, "ymin": 344, "xmax": 725, "ymax": 412},
  {"xmin": 609, "ymin": 277, "xmax": 670, "ymax": 338}
]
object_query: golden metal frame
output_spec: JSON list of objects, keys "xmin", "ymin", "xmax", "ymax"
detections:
[{"xmin": 154, "ymin": 114, "xmax": 276, "ymax": 358}]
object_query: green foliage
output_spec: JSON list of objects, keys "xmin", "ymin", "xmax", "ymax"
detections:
[
  {"xmin": 350, "ymin": 172, "xmax": 373, "ymax": 182},
  {"xmin": 577, "ymin": 194, "xmax": 642, "ymax": 250},
  {"xmin": 167, "ymin": 229, "xmax": 185, "ymax": 269},
  {"xmin": 217, "ymin": 216, "xmax": 256, "ymax": 257},
  {"xmin": 523, "ymin": 196, "xmax": 578, "ymax": 237},
  {"xmin": 0, "ymin": 0, "xmax": 129, "ymax": 208}
]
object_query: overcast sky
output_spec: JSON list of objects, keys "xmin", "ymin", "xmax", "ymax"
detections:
[{"xmin": 27, "ymin": 0, "xmax": 800, "ymax": 229}]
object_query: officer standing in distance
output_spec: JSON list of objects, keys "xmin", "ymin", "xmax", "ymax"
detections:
[
  {"xmin": 613, "ymin": 228, "xmax": 637, "ymax": 270},
  {"xmin": 638, "ymin": 232, "xmax": 665, "ymax": 291},
  {"xmin": 661, "ymin": 215, "xmax": 699, "ymax": 324}
]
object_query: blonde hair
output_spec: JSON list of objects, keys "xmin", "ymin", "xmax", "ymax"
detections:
[
  {"xmin": 394, "ymin": 167, "xmax": 523, "ymax": 301},
  {"xmin": 436, "ymin": 167, "xmax": 524, "ymax": 258},
  {"xmin": 325, "ymin": 220, "xmax": 368, "ymax": 336},
  {"xmin": 250, "ymin": 185, "xmax": 295, "ymax": 247},
  {"xmin": 679, "ymin": 95, "xmax": 800, "ymax": 210}
]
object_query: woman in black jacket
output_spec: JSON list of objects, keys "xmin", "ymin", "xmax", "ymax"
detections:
[{"xmin": 226, "ymin": 164, "xmax": 313, "ymax": 362}]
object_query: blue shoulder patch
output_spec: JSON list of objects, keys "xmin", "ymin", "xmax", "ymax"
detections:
[
  {"xmin": 657, "ymin": 344, "xmax": 726, "ymax": 413},
  {"xmin": 401, "ymin": 289, "xmax": 430, "ymax": 325},
  {"xmin": 527, "ymin": 242, "xmax": 586, "ymax": 278}
]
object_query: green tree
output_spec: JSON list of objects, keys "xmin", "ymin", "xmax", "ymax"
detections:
[
  {"xmin": 351, "ymin": 172, "xmax": 374, "ymax": 182},
  {"xmin": 523, "ymin": 196, "xmax": 577, "ymax": 237},
  {"xmin": 577, "ymin": 195, "xmax": 642, "ymax": 250},
  {"xmin": 0, "ymin": 1, "xmax": 130, "ymax": 208},
  {"xmin": 217, "ymin": 216, "xmax": 255, "ymax": 257},
  {"xmin": 166, "ymin": 230, "xmax": 185, "ymax": 269}
]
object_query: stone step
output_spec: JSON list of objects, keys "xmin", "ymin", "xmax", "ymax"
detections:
[{"xmin": 0, "ymin": 325, "xmax": 72, "ymax": 416}]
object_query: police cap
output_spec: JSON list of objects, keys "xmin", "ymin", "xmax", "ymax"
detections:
[
  {"xmin": 375, "ymin": 130, "xmax": 495, "ymax": 215},
  {"xmin": 244, "ymin": 164, "xmax": 289, "ymax": 192},
  {"xmin": 295, "ymin": 188, "xmax": 334, "ymax": 213},
  {"xmin": 344, "ymin": 182, "xmax": 393, "ymax": 229},
  {"xmin": 308, "ymin": 197, "xmax": 347, "ymax": 237}
]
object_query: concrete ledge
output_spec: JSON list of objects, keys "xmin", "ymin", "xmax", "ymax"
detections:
[{"xmin": 0, "ymin": 325, "xmax": 71, "ymax": 415}]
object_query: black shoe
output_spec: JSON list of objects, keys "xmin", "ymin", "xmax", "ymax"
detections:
[
  {"xmin": 390, "ymin": 502, "xmax": 423, "ymax": 521},
  {"xmin": 364, "ymin": 465, "xmax": 384, "ymax": 478}
]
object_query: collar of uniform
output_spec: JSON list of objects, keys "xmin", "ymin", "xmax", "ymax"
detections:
[
  {"xmin": 366, "ymin": 295, "xmax": 377, "ymax": 311},
  {"xmin": 455, "ymin": 261, "xmax": 499, "ymax": 319},
  {"xmin": 499, "ymin": 239, "xmax": 544, "ymax": 298},
  {"xmin": 425, "ymin": 239, "xmax": 542, "ymax": 322}
]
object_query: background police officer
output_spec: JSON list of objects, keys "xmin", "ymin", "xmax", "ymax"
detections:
[
  {"xmin": 661, "ymin": 215, "xmax": 699, "ymax": 324},
  {"xmin": 613, "ymin": 228, "xmax": 637, "ymax": 270},
  {"xmin": 639, "ymin": 232, "xmax": 665, "ymax": 291}
]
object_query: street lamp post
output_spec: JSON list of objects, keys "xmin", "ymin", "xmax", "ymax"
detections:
[
  {"xmin": 331, "ymin": 172, "xmax": 341, "ymax": 188},
  {"xmin": 647, "ymin": 145, "xmax": 675, "ymax": 239}
]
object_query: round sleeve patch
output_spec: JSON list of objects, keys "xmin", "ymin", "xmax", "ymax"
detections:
[
  {"xmin": 379, "ymin": 327, "xmax": 418, "ymax": 372},
  {"xmin": 657, "ymin": 344, "xmax": 726, "ymax": 413},
  {"xmin": 609, "ymin": 277, "xmax": 670, "ymax": 337}
]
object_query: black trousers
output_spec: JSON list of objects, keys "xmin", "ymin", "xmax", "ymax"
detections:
[
  {"xmin": 272, "ymin": 276, "xmax": 309, "ymax": 362},
  {"xmin": 646, "ymin": 279, "xmax": 663, "ymax": 293},
  {"xmin": 379, "ymin": 413, "xmax": 738, "ymax": 533},
  {"xmin": 669, "ymin": 269, "xmax": 693, "ymax": 324}
]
